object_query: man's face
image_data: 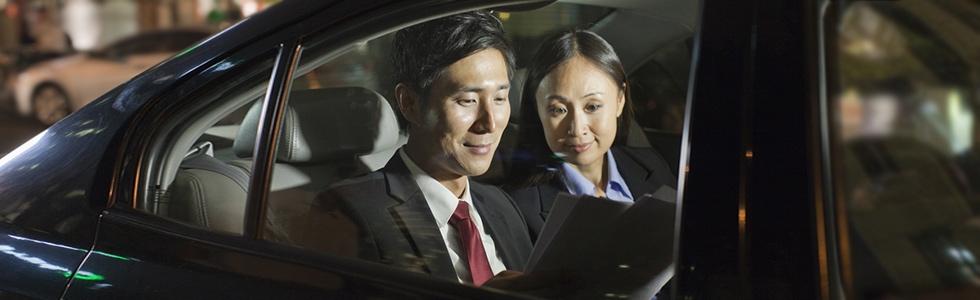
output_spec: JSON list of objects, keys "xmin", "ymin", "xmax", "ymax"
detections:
[{"xmin": 406, "ymin": 49, "xmax": 511, "ymax": 180}]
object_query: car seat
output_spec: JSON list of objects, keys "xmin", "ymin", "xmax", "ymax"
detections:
[{"xmin": 167, "ymin": 87, "xmax": 403, "ymax": 234}]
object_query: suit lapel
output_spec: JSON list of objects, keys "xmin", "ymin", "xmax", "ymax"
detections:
[
  {"xmin": 471, "ymin": 188, "xmax": 523, "ymax": 271},
  {"xmin": 536, "ymin": 176, "xmax": 563, "ymax": 220},
  {"xmin": 613, "ymin": 147, "xmax": 658, "ymax": 199},
  {"xmin": 383, "ymin": 155, "xmax": 457, "ymax": 280}
]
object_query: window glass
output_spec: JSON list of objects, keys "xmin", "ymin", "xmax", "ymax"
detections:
[
  {"xmin": 498, "ymin": 3, "xmax": 612, "ymax": 67},
  {"xmin": 258, "ymin": 3, "xmax": 683, "ymax": 298},
  {"xmin": 132, "ymin": 3, "xmax": 618, "ymax": 241},
  {"xmin": 260, "ymin": 38, "xmax": 399, "ymax": 251},
  {"xmin": 630, "ymin": 39, "xmax": 691, "ymax": 135},
  {"xmin": 629, "ymin": 39, "xmax": 692, "ymax": 176},
  {"xmin": 262, "ymin": 4, "xmax": 616, "ymax": 252},
  {"xmin": 834, "ymin": 1, "xmax": 980, "ymax": 297},
  {"xmin": 139, "ymin": 53, "xmax": 275, "ymax": 235},
  {"xmin": 127, "ymin": 2, "xmax": 691, "ymax": 296}
]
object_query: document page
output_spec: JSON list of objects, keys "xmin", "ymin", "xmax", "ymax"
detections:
[{"xmin": 526, "ymin": 187, "xmax": 677, "ymax": 299}]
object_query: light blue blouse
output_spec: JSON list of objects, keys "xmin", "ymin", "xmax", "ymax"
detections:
[{"xmin": 558, "ymin": 150, "xmax": 634, "ymax": 202}]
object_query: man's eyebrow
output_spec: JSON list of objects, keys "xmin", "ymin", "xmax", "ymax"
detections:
[{"xmin": 457, "ymin": 84, "xmax": 511, "ymax": 93}]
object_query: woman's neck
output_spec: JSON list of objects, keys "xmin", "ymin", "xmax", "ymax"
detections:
[{"xmin": 567, "ymin": 155, "xmax": 609, "ymax": 195}]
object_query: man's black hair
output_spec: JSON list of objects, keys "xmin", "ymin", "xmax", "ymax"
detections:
[{"xmin": 391, "ymin": 10, "xmax": 516, "ymax": 129}]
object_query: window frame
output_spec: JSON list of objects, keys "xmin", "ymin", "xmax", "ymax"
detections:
[{"xmin": 107, "ymin": 0, "xmax": 548, "ymax": 283}]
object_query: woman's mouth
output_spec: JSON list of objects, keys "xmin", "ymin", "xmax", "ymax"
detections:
[{"xmin": 568, "ymin": 142, "xmax": 593, "ymax": 153}]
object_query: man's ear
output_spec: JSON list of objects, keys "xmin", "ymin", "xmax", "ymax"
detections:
[{"xmin": 395, "ymin": 83, "xmax": 420, "ymax": 124}]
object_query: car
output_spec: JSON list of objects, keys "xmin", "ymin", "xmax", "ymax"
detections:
[
  {"xmin": 12, "ymin": 28, "xmax": 213, "ymax": 125},
  {"xmin": 1, "ymin": 0, "xmax": 977, "ymax": 299}
]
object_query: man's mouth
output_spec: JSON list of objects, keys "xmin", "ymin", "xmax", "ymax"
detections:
[{"xmin": 464, "ymin": 143, "xmax": 493, "ymax": 154}]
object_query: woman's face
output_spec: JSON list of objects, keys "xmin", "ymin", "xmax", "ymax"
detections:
[{"xmin": 535, "ymin": 55, "xmax": 625, "ymax": 171}]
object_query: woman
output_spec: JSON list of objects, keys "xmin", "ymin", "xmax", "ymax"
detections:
[{"xmin": 506, "ymin": 29, "xmax": 677, "ymax": 242}]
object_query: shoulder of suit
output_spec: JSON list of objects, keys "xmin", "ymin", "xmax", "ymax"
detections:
[
  {"xmin": 507, "ymin": 185, "xmax": 539, "ymax": 198},
  {"xmin": 613, "ymin": 145, "xmax": 666, "ymax": 167},
  {"xmin": 325, "ymin": 169, "xmax": 386, "ymax": 189},
  {"xmin": 317, "ymin": 170, "xmax": 389, "ymax": 205},
  {"xmin": 470, "ymin": 179, "xmax": 508, "ymax": 196},
  {"xmin": 315, "ymin": 170, "xmax": 391, "ymax": 211}
]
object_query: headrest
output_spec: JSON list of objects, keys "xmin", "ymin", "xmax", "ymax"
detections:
[
  {"xmin": 510, "ymin": 68, "xmax": 527, "ymax": 121},
  {"xmin": 233, "ymin": 87, "xmax": 400, "ymax": 163}
]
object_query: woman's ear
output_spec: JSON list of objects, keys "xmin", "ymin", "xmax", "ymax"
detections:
[
  {"xmin": 395, "ymin": 83, "xmax": 420, "ymax": 124},
  {"xmin": 616, "ymin": 83, "xmax": 626, "ymax": 117}
]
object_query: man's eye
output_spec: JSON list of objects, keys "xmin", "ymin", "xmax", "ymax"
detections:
[
  {"xmin": 457, "ymin": 99, "xmax": 477, "ymax": 105},
  {"xmin": 494, "ymin": 97, "xmax": 508, "ymax": 103}
]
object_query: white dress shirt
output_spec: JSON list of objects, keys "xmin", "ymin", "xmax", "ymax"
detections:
[{"xmin": 398, "ymin": 149, "xmax": 507, "ymax": 283}]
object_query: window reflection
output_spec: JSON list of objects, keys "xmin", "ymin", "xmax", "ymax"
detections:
[{"xmin": 835, "ymin": 1, "xmax": 980, "ymax": 298}]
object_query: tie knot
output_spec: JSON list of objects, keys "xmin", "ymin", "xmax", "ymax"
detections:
[{"xmin": 450, "ymin": 200, "xmax": 470, "ymax": 225}]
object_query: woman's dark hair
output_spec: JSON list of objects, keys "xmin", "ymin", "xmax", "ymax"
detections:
[
  {"xmin": 390, "ymin": 10, "xmax": 515, "ymax": 130},
  {"xmin": 505, "ymin": 29, "xmax": 633, "ymax": 191}
]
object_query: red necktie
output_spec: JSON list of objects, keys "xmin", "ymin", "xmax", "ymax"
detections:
[{"xmin": 449, "ymin": 201, "xmax": 494, "ymax": 286}]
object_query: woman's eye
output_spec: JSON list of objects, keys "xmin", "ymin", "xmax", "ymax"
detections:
[
  {"xmin": 586, "ymin": 104, "xmax": 602, "ymax": 112},
  {"xmin": 548, "ymin": 106, "xmax": 567, "ymax": 114},
  {"xmin": 457, "ymin": 99, "xmax": 476, "ymax": 105}
]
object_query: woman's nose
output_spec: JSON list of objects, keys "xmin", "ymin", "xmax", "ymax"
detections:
[{"xmin": 567, "ymin": 112, "xmax": 586, "ymax": 136}]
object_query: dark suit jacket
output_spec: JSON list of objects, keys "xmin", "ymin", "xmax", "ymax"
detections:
[
  {"xmin": 312, "ymin": 154, "xmax": 533, "ymax": 281},
  {"xmin": 508, "ymin": 146, "xmax": 678, "ymax": 242}
]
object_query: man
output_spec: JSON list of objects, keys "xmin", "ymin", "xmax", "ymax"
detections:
[{"xmin": 313, "ymin": 11, "xmax": 539, "ymax": 288}]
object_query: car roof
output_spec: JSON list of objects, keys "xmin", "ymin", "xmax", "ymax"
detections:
[{"xmin": 563, "ymin": 0, "xmax": 699, "ymax": 70}]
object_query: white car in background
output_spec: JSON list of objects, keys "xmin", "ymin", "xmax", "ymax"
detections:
[{"xmin": 14, "ymin": 28, "xmax": 212, "ymax": 125}]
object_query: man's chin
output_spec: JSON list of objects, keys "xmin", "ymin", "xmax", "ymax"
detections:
[{"xmin": 460, "ymin": 163, "xmax": 493, "ymax": 177}]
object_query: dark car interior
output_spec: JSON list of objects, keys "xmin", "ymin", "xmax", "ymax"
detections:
[{"xmin": 140, "ymin": 1, "xmax": 697, "ymax": 240}]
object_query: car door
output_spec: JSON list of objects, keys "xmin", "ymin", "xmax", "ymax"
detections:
[
  {"xmin": 674, "ymin": 0, "xmax": 827, "ymax": 298},
  {"xmin": 677, "ymin": 0, "xmax": 980, "ymax": 299},
  {"xmin": 60, "ymin": 1, "xmax": 548, "ymax": 299}
]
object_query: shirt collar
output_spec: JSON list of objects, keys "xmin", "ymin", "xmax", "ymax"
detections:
[
  {"xmin": 559, "ymin": 150, "xmax": 634, "ymax": 202},
  {"xmin": 399, "ymin": 149, "xmax": 472, "ymax": 227}
]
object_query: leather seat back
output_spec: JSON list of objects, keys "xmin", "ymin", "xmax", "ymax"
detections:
[{"xmin": 168, "ymin": 87, "xmax": 402, "ymax": 234}]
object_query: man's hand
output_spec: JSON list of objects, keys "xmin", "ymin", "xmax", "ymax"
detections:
[{"xmin": 482, "ymin": 270, "xmax": 579, "ymax": 299}]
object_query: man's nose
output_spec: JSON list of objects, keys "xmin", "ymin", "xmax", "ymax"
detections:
[{"xmin": 472, "ymin": 100, "xmax": 499, "ymax": 134}]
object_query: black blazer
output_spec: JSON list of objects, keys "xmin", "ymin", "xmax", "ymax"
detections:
[
  {"xmin": 508, "ymin": 146, "xmax": 678, "ymax": 242},
  {"xmin": 310, "ymin": 154, "xmax": 533, "ymax": 281}
]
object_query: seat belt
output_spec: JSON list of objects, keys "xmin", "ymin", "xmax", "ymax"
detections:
[{"xmin": 180, "ymin": 142, "xmax": 250, "ymax": 191}]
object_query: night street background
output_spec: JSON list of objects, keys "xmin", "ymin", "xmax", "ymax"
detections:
[{"xmin": 0, "ymin": 90, "xmax": 46, "ymax": 156}]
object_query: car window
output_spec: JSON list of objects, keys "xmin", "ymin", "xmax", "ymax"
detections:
[
  {"xmin": 131, "ymin": 2, "xmax": 688, "ymax": 297},
  {"xmin": 136, "ymin": 51, "xmax": 275, "ymax": 234},
  {"xmin": 629, "ymin": 38, "xmax": 692, "ymax": 176},
  {"xmin": 259, "ymin": 2, "xmax": 677, "ymax": 288},
  {"xmin": 133, "ymin": 5, "xmax": 617, "ymax": 237},
  {"xmin": 833, "ymin": 1, "xmax": 980, "ymax": 297},
  {"xmin": 631, "ymin": 39, "xmax": 691, "ymax": 136}
]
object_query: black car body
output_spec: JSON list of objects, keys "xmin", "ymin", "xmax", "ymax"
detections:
[{"xmin": 2, "ymin": 0, "xmax": 978, "ymax": 299}]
